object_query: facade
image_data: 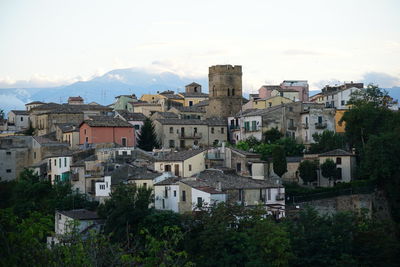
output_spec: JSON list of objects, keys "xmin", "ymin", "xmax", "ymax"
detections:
[
  {"xmin": 25, "ymin": 101, "xmax": 45, "ymax": 111},
  {"xmin": 46, "ymin": 153, "xmax": 73, "ymax": 184},
  {"xmin": 79, "ymin": 116, "xmax": 135, "ymax": 147},
  {"xmin": 153, "ymin": 118, "xmax": 227, "ymax": 149},
  {"xmin": 154, "ymin": 177, "xmax": 181, "ymax": 212},
  {"xmin": 253, "ymin": 96, "xmax": 293, "ymax": 109},
  {"xmin": 206, "ymin": 65, "xmax": 243, "ymax": 118},
  {"xmin": 318, "ymin": 149, "xmax": 356, "ymax": 187},
  {"xmin": 7, "ymin": 110, "xmax": 30, "ymax": 132},
  {"xmin": 154, "ymin": 149, "xmax": 206, "ymax": 177},
  {"xmin": 280, "ymin": 80, "xmax": 309, "ymax": 102},
  {"xmin": 0, "ymin": 136, "xmax": 31, "ymax": 181},
  {"xmin": 131, "ymin": 102, "xmax": 163, "ymax": 117},
  {"xmin": 112, "ymin": 95, "xmax": 138, "ymax": 112},
  {"xmin": 168, "ymin": 106, "xmax": 206, "ymax": 120},
  {"xmin": 312, "ymin": 82, "xmax": 364, "ymax": 109},
  {"xmin": 55, "ymin": 123, "xmax": 80, "ymax": 148},
  {"xmin": 114, "ymin": 110, "xmax": 147, "ymax": 142},
  {"xmin": 258, "ymin": 81, "xmax": 309, "ymax": 102},
  {"xmin": 299, "ymin": 107, "xmax": 336, "ymax": 145},
  {"xmin": 177, "ymin": 82, "xmax": 209, "ymax": 107},
  {"xmin": 68, "ymin": 96, "xmax": 84, "ymax": 105}
]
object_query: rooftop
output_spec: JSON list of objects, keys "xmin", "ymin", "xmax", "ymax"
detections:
[
  {"xmin": 58, "ymin": 209, "xmax": 100, "ymax": 220},
  {"xmin": 10, "ymin": 110, "xmax": 29, "ymax": 116},
  {"xmin": 115, "ymin": 110, "xmax": 147, "ymax": 121},
  {"xmin": 155, "ymin": 118, "xmax": 226, "ymax": 126},
  {"xmin": 172, "ymin": 106, "xmax": 206, "ymax": 113},
  {"xmin": 156, "ymin": 149, "xmax": 205, "ymax": 162},
  {"xmin": 319, "ymin": 149, "xmax": 354, "ymax": 157},
  {"xmin": 81, "ymin": 116, "xmax": 134, "ymax": 128}
]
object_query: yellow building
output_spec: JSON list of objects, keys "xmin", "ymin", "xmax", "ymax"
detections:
[
  {"xmin": 253, "ymin": 96, "xmax": 293, "ymax": 109},
  {"xmin": 335, "ymin": 109, "xmax": 347, "ymax": 133}
]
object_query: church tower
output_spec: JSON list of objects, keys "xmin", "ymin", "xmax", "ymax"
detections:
[{"xmin": 206, "ymin": 65, "xmax": 243, "ymax": 118}]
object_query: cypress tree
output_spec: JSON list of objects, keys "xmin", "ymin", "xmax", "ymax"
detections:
[{"xmin": 137, "ymin": 118, "xmax": 160, "ymax": 151}]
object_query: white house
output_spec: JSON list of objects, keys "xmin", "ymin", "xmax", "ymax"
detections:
[
  {"xmin": 318, "ymin": 149, "xmax": 356, "ymax": 187},
  {"xmin": 154, "ymin": 177, "xmax": 181, "ymax": 213},
  {"xmin": 7, "ymin": 110, "xmax": 30, "ymax": 132},
  {"xmin": 154, "ymin": 149, "xmax": 206, "ymax": 177},
  {"xmin": 46, "ymin": 152, "xmax": 73, "ymax": 184},
  {"xmin": 299, "ymin": 107, "xmax": 336, "ymax": 145}
]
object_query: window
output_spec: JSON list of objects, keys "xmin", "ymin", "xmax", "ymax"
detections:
[
  {"xmin": 221, "ymin": 127, "xmax": 224, "ymax": 134},
  {"xmin": 100, "ymin": 184, "xmax": 105, "ymax": 190},
  {"xmin": 180, "ymin": 140, "xmax": 185, "ymax": 148},
  {"xmin": 174, "ymin": 190, "xmax": 177, "ymax": 197},
  {"xmin": 169, "ymin": 140, "xmax": 175, "ymax": 148},
  {"xmin": 194, "ymin": 127, "xmax": 197, "ymax": 134},
  {"xmin": 189, "ymin": 164, "xmax": 192, "ymax": 171},
  {"xmin": 34, "ymin": 152, "xmax": 36, "ymax": 159},
  {"xmin": 21, "ymin": 117, "xmax": 23, "ymax": 121},
  {"xmin": 6, "ymin": 151, "xmax": 11, "ymax": 155},
  {"xmin": 251, "ymin": 121, "xmax": 257, "ymax": 131},
  {"xmin": 269, "ymin": 102, "xmax": 272, "ymax": 107},
  {"xmin": 197, "ymin": 197, "xmax": 203, "ymax": 207},
  {"xmin": 236, "ymin": 162, "xmax": 241, "ymax": 172},
  {"xmin": 162, "ymin": 199, "xmax": 165, "ymax": 209},
  {"xmin": 341, "ymin": 100, "xmax": 345, "ymax": 106},
  {"xmin": 267, "ymin": 189, "xmax": 271, "ymax": 200},
  {"xmin": 227, "ymin": 89, "xmax": 230, "ymax": 96},
  {"xmin": 336, "ymin": 157, "xmax": 342, "ymax": 164},
  {"xmin": 164, "ymin": 187, "xmax": 168, "ymax": 198},
  {"xmin": 121, "ymin": 138, "xmax": 127, "ymax": 147},
  {"xmin": 54, "ymin": 159, "xmax": 57, "ymax": 166},
  {"xmin": 318, "ymin": 116, "xmax": 323, "ymax": 124},
  {"xmin": 182, "ymin": 190, "xmax": 186, "ymax": 201},
  {"xmin": 244, "ymin": 121, "xmax": 250, "ymax": 131},
  {"xmin": 165, "ymin": 165, "xmax": 171, "ymax": 172},
  {"xmin": 189, "ymin": 101, "xmax": 193, "ymax": 106},
  {"xmin": 134, "ymin": 125, "xmax": 140, "ymax": 130},
  {"xmin": 59, "ymin": 158, "xmax": 62, "ymax": 168},
  {"xmin": 143, "ymin": 183, "xmax": 147, "ymax": 188},
  {"xmin": 85, "ymin": 137, "xmax": 89, "ymax": 143},
  {"xmin": 169, "ymin": 127, "xmax": 173, "ymax": 133},
  {"xmin": 289, "ymin": 119, "xmax": 294, "ymax": 128},
  {"xmin": 211, "ymin": 127, "xmax": 214, "ymax": 134},
  {"xmin": 6, "ymin": 169, "xmax": 11, "ymax": 173},
  {"xmin": 238, "ymin": 189, "xmax": 243, "ymax": 201},
  {"xmin": 337, "ymin": 168, "xmax": 342, "ymax": 180},
  {"xmin": 194, "ymin": 140, "xmax": 198, "ymax": 145},
  {"xmin": 232, "ymin": 88, "xmax": 235, "ymax": 96},
  {"xmin": 64, "ymin": 157, "xmax": 67, "ymax": 167},
  {"xmin": 84, "ymin": 129, "xmax": 87, "ymax": 134},
  {"xmin": 289, "ymin": 107, "xmax": 293, "ymax": 112}
]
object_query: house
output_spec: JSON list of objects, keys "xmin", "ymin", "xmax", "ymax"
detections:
[
  {"xmin": 70, "ymin": 154, "xmax": 103, "ymax": 195},
  {"xmin": 258, "ymin": 80, "xmax": 309, "ymax": 102},
  {"xmin": 68, "ymin": 96, "xmax": 84, "ymax": 105},
  {"xmin": 55, "ymin": 123, "xmax": 80, "ymax": 148},
  {"xmin": 312, "ymin": 82, "xmax": 364, "ymax": 109},
  {"xmin": 131, "ymin": 102, "xmax": 163, "ymax": 117},
  {"xmin": 154, "ymin": 177, "xmax": 181, "ymax": 212},
  {"xmin": 79, "ymin": 116, "xmax": 135, "ymax": 147},
  {"xmin": 299, "ymin": 106, "xmax": 336, "ymax": 146},
  {"xmin": 31, "ymin": 136, "xmax": 69, "ymax": 165},
  {"xmin": 153, "ymin": 118, "xmax": 227, "ymax": 149},
  {"xmin": 47, "ymin": 209, "xmax": 102, "ymax": 247},
  {"xmin": 154, "ymin": 149, "xmax": 206, "ymax": 177},
  {"xmin": 178, "ymin": 169, "xmax": 285, "ymax": 218},
  {"xmin": 114, "ymin": 110, "xmax": 147, "ymax": 142},
  {"xmin": 318, "ymin": 149, "xmax": 356, "ymax": 187},
  {"xmin": 225, "ymin": 147, "xmax": 264, "ymax": 177},
  {"xmin": 253, "ymin": 96, "xmax": 293, "ymax": 109},
  {"xmin": 0, "ymin": 136, "xmax": 31, "ymax": 181},
  {"xmin": 46, "ymin": 151, "xmax": 73, "ymax": 184},
  {"xmin": 168, "ymin": 106, "xmax": 206, "ymax": 120},
  {"xmin": 177, "ymin": 82, "xmax": 209, "ymax": 107},
  {"xmin": 25, "ymin": 101, "xmax": 45, "ymax": 111},
  {"xmin": 7, "ymin": 110, "xmax": 30, "ymax": 132},
  {"xmin": 112, "ymin": 94, "xmax": 138, "ymax": 112}
]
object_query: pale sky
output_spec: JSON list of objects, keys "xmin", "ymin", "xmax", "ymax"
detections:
[{"xmin": 1, "ymin": 0, "xmax": 400, "ymax": 92}]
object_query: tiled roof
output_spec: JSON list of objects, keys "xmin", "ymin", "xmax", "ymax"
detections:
[
  {"xmin": 156, "ymin": 149, "xmax": 205, "ymax": 162},
  {"xmin": 33, "ymin": 136, "xmax": 63, "ymax": 145},
  {"xmin": 186, "ymin": 82, "xmax": 201, "ymax": 87},
  {"xmin": 154, "ymin": 177, "xmax": 181, "ymax": 185},
  {"xmin": 260, "ymin": 85, "xmax": 281, "ymax": 90},
  {"xmin": 193, "ymin": 100, "xmax": 209, "ymax": 107},
  {"xmin": 31, "ymin": 103, "xmax": 111, "ymax": 113},
  {"xmin": 230, "ymin": 147, "xmax": 261, "ymax": 158},
  {"xmin": 155, "ymin": 118, "xmax": 226, "ymax": 126},
  {"xmin": 59, "ymin": 209, "xmax": 100, "ymax": 220},
  {"xmin": 55, "ymin": 123, "xmax": 79, "ymax": 133},
  {"xmin": 163, "ymin": 94, "xmax": 183, "ymax": 100},
  {"xmin": 110, "ymin": 164, "xmax": 159, "ymax": 184},
  {"xmin": 68, "ymin": 96, "xmax": 84, "ymax": 101},
  {"xmin": 173, "ymin": 106, "xmax": 206, "ymax": 113},
  {"xmin": 319, "ymin": 149, "xmax": 353, "ymax": 157},
  {"xmin": 82, "ymin": 116, "xmax": 134, "ymax": 127},
  {"xmin": 115, "ymin": 110, "xmax": 147, "ymax": 121},
  {"xmin": 153, "ymin": 112, "xmax": 179, "ymax": 119},
  {"xmin": 10, "ymin": 110, "xmax": 29, "ymax": 115},
  {"xmin": 179, "ymin": 92, "xmax": 209, "ymax": 98}
]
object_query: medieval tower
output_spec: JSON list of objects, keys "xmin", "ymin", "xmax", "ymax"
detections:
[{"xmin": 206, "ymin": 65, "xmax": 243, "ymax": 118}]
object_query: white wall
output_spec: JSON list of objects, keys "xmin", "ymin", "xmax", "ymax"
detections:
[
  {"xmin": 154, "ymin": 184, "xmax": 179, "ymax": 213},
  {"xmin": 95, "ymin": 176, "xmax": 111, "ymax": 197},
  {"xmin": 47, "ymin": 156, "xmax": 72, "ymax": 184}
]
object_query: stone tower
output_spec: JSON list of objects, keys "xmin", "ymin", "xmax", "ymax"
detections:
[{"xmin": 206, "ymin": 65, "xmax": 243, "ymax": 118}]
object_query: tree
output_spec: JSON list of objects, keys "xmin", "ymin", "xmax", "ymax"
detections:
[
  {"xmin": 320, "ymin": 159, "xmax": 339, "ymax": 186},
  {"xmin": 298, "ymin": 160, "xmax": 318, "ymax": 185},
  {"xmin": 137, "ymin": 118, "xmax": 160, "ymax": 151},
  {"xmin": 348, "ymin": 83, "xmax": 397, "ymax": 108},
  {"xmin": 276, "ymin": 137, "xmax": 305, "ymax": 156},
  {"xmin": 272, "ymin": 145, "xmax": 287, "ymax": 177},
  {"xmin": 263, "ymin": 127, "xmax": 283, "ymax": 144},
  {"xmin": 98, "ymin": 183, "xmax": 153, "ymax": 244},
  {"xmin": 309, "ymin": 130, "xmax": 346, "ymax": 154}
]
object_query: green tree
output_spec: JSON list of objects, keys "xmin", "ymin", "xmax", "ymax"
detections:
[
  {"xmin": 98, "ymin": 183, "xmax": 153, "ymax": 244},
  {"xmin": 137, "ymin": 118, "xmax": 160, "ymax": 151},
  {"xmin": 298, "ymin": 160, "xmax": 318, "ymax": 185},
  {"xmin": 263, "ymin": 127, "xmax": 283, "ymax": 144},
  {"xmin": 272, "ymin": 145, "xmax": 287, "ymax": 177},
  {"xmin": 320, "ymin": 159, "xmax": 339, "ymax": 186},
  {"xmin": 309, "ymin": 130, "xmax": 346, "ymax": 154},
  {"xmin": 276, "ymin": 137, "xmax": 305, "ymax": 156},
  {"xmin": 348, "ymin": 83, "xmax": 396, "ymax": 108}
]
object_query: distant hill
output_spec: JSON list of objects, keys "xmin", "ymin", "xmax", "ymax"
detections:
[{"xmin": 0, "ymin": 68, "xmax": 208, "ymax": 113}]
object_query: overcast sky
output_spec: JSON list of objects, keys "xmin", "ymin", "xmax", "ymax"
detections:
[{"xmin": 1, "ymin": 0, "xmax": 399, "ymax": 91}]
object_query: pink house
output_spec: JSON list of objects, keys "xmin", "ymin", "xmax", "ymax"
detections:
[
  {"xmin": 79, "ymin": 117, "xmax": 135, "ymax": 147},
  {"xmin": 258, "ymin": 81, "xmax": 309, "ymax": 102}
]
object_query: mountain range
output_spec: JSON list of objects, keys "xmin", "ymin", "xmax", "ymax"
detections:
[{"xmin": 0, "ymin": 68, "xmax": 399, "ymax": 114}]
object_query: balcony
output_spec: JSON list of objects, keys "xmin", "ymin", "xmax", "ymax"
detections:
[
  {"xmin": 229, "ymin": 125, "xmax": 240, "ymax": 130},
  {"xmin": 315, "ymin": 122, "xmax": 327, "ymax": 129},
  {"xmin": 244, "ymin": 126, "xmax": 260, "ymax": 132},
  {"xmin": 179, "ymin": 133, "xmax": 202, "ymax": 139},
  {"xmin": 276, "ymin": 193, "xmax": 285, "ymax": 201},
  {"xmin": 287, "ymin": 125, "xmax": 297, "ymax": 131},
  {"xmin": 302, "ymin": 123, "xmax": 309, "ymax": 129}
]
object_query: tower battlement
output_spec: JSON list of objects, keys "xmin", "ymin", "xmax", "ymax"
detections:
[{"xmin": 209, "ymin": 65, "xmax": 242, "ymax": 74}]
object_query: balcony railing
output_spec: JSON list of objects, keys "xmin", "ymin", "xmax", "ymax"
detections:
[
  {"xmin": 315, "ymin": 122, "xmax": 327, "ymax": 129},
  {"xmin": 179, "ymin": 133, "xmax": 202, "ymax": 139},
  {"xmin": 244, "ymin": 126, "xmax": 260, "ymax": 132},
  {"xmin": 276, "ymin": 193, "xmax": 285, "ymax": 201}
]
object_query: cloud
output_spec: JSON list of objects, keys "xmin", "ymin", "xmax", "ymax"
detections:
[
  {"xmin": 107, "ymin": 73, "xmax": 125, "ymax": 82},
  {"xmin": 361, "ymin": 72, "xmax": 400, "ymax": 88},
  {"xmin": 282, "ymin": 49, "xmax": 321, "ymax": 56}
]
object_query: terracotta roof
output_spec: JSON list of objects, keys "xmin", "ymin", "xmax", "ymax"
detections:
[
  {"xmin": 230, "ymin": 147, "xmax": 261, "ymax": 158},
  {"xmin": 156, "ymin": 149, "xmax": 205, "ymax": 162},
  {"xmin": 59, "ymin": 209, "xmax": 100, "ymax": 220},
  {"xmin": 173, "ymin": 106, "xmax": 206, "ymax": 113},
  {"xmin": 319, "ymin": 149, "xmax": 353, "ymax": 157},
  {"xmin": 81, "ymin": 116, "xmax": 134, "ymax": 127}
]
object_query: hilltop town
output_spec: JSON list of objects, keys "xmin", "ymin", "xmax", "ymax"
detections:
[{"xmin": 1, "ymin": 65, "xmax": 400, "ymax": 266}]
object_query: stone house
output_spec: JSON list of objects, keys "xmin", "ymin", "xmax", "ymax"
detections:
[
  {"xmin": 225, "ymin": 147, "xmax": 264, "ymax": 177},
  {"xmin": 168, "ymin": 106, "xmax": 206, "ymax": 120},
  {"xmin": 131, "ymin": 102, "xmax": 163, "ymax": 117},
  {"xmin": 7, "ymin": 110, "xmax": 30, "ymax": 132},
  {"xmin": 154, "ymin": 149, "xmax": 206, "ymax": 177},
  {"xmin": 114, "ymin": 110, "xmax": 147, "ymax": 142},
  {"xmin": 178, "ymin": 169, "xmax": 285, "ymax": 218},
  {"xmin": 25, "ymin": 101, "xmax": 45, "ymax": 111},
  {"xmin": 79, "ymin": 116, "xmax": 135, "ymax": 147},
  {"xmin": 177, "ymin": 82, "xmax": 209, "ymax": 107},
  {"xmin": 253, "ymin": 96, "xmax": 294, "ymax": 109},
  {"xmin": 154, "ymin": 177, "xmax": 181, "ymax": 213},
  {"xmin": 299, "ymin": 106, "xmax": 336, "ymax": 146},
  {"xmin": 55, "ymin": 123, "xmax": 80, "ymax": 148},
  {"xmin": 153, "ymin": 118, "xmax": 227, "ymax": 149},
  {"xmin": 0, "ymin": 136, "xmax": 31, "ymax": 181}
]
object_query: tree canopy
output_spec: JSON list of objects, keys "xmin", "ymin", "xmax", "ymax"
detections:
[{"xmin": 137, "ymin": 118, "xmax": 160, "ymax": 151}]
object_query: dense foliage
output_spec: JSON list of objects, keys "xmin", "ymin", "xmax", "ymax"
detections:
[
  {"xmin": 308, "ymin": 130, "xmax": 346, "ymax": 154},
  {"xmin": 298, "ymin": 160, "xmax": 318, "ymax": 185},
  {"xmin": 137, "ymin": 118, "xmax": 160, "ymax": 151}
]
